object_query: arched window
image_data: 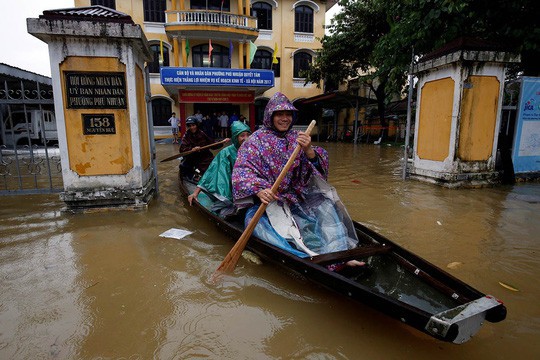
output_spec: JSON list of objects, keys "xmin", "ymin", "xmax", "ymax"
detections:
[
  {"xmin": 293, "ymin": 52, "xmax": 312, "ymax": 78},
  {"xmin": 151, "ymin": 98, "xmax": 172, "ymax": 127},
  {"xmin": 251, "ymin": 49, "xmax": 272, "ymax": 70},
  {"xmin": 91, "ymin": 0, "xmax": 116, "ymax": 9},
  {"xmin": 252, "ymin": 49, "xmax": 280, "ymax": 77},
  {"xmin": 143, "ymin": 0, "xmax": 166, "ymax": 22},
  {"xmin": 192, "ymin": 43, "xmax": 229, "ymax": 68},
  {"xmin": 252, "ymin": 2, "xmax": 272, "ymax": 30},
  {"xmin": 191, "ymin": 0, "xmax": 230, "ymax": 11},
  {"xmin": 148, "ymin": 44, "xmax": 169, "ymax": 73},
  {"xmin": 295, "ymin": 5, "xmax": 313, "ymax": 33}
]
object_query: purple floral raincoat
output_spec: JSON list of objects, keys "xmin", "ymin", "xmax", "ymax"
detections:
[{"xmin": 232, "ymin": 92, "xmax": 329, "ymax": 207}]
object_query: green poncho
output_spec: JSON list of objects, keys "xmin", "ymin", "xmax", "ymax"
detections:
[{"xmin": 196, "ymin": 121, "xmax": 251, "ymax": 215}]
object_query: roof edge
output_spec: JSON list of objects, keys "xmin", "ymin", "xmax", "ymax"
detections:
[{"xmin": 40, "ymin": 5, "xmax": 134, "ymax": 24}]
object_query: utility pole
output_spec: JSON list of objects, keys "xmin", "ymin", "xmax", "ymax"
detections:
[{"xmin": 402, "ymin": 48, "xmax": 415, "ymax": 180}]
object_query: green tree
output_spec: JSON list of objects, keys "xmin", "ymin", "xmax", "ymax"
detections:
[
  {"xmin": 306, "ymin": 0, "xmax": 398, "ymax": 138},
  {"xmin": 379, "ymin": 0, "xmax": 539, "ymax": 76},
  {"xmin": 306, "ymin": 0, "xmax": 539, "ymax": 138}
]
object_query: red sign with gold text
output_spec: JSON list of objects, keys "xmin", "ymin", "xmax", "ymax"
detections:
[{"xmin": 179, "ymin": 90, "xmax": 254, "ymax": 103}]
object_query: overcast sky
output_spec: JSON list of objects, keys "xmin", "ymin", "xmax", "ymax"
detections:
[
  {"xmin": 0, "ymin": 0, "xmax": 74, "ymax": 76},
  {"xmin": 0, "ymin": 1, "xmax": 341, "ymax": 78}
]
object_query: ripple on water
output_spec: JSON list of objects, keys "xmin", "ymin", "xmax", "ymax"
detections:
[
  {"xmin": 154, "ymin": 292, "xmax": 287, "ymax": 359},
  {"xmin": 150, "ymin": 245, "xmax": 312, "ymax": 358},
  {"xmin": 212, "ymin": 274, "xmax": 318, "ymax": 303},
  {"xmin": 288, "ymin": 346, "xmax": 341, "ymax": 360},
  {"xmin": 152, "ymin": 291, "xmax": 227, "ymax": 358},
  {"xmin": 76, "ymin": 296, "xmax": 97, "ymax": 338}
]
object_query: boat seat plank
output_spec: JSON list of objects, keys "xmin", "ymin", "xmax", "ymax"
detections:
[{"xmin": 309, "ymin": 244, "xmax": 392, "ymax": 265}]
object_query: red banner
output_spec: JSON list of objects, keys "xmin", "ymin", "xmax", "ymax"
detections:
[{"xmin": 179, "ymin": 90, "xmax": 254, "ymax": 103}]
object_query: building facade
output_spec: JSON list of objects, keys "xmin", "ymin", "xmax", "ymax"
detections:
[{"xmin": 74, "ymin": 0, "xmax": 333, "ymax": 134}]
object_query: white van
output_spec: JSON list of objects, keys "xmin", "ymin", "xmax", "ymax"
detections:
[{"xmin": 2, "ymin": 110, "xmax": 57, "ymax": 147}]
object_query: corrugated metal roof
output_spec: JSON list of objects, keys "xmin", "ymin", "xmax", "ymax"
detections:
[
  {"xmin": 297, "ymin": 91, "xmax": 376, "ymax": 109},
  {"xmin": 0, "ymin": 63, "xmax": 52, "ymax": 84},
  {"xmin": 39, "ymin": 5, "xmax": 134, "ymax": 24}
]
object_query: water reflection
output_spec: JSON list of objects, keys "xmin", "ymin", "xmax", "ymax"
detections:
[{"xmin": 0, "ymin": 142, "xmax": 539, "ymax": 359}]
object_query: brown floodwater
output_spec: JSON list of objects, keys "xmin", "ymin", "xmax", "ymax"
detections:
[{"xmin": 1, "ymin": 141, "xmax": 539, "ymax": 359}]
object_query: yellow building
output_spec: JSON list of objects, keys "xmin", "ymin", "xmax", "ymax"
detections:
[{"xmin": 74, "ymin": 0, "xmax": 332, "ymax": 134}]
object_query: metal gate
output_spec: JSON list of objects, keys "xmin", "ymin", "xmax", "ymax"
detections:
[{"xmin": 0, "ymin": 65, "xmax": 62, "ymax": 195}]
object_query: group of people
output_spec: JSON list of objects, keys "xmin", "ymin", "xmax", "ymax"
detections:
[
  {"xmin": 168, "ymin": 110, "xmax": 249, "ymax": 145},
  {"xmin": 180, "ymin": 92, "xmax": 364, "ymax": 270}
]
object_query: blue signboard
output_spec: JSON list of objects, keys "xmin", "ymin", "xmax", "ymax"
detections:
[
  {"xmin": 512, "ymin": 77, "xmax": 540, "ymax": 174},
  {"xmin": 160, "ymin": 67, "xmax": 274, "ymax": 87}
]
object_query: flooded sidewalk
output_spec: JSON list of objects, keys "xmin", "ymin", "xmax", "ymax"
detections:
[{"xmin": 1, "ymin": 142, "xmax": 539, "ymax": 359}]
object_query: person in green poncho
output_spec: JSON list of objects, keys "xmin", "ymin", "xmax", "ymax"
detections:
[{"xmin": 187, "ymin": 121, "xmax": 251, "ymax": 217}]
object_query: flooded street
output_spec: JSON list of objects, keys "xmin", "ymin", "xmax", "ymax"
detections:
[{"xmin": 1, "ymin": 141, "xmax": 539, "ymax": 359}]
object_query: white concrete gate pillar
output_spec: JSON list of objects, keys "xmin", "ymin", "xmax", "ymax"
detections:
[
  {"xmin": 28, "ymin": 6, "xmax": 156, "ymax": 209},
  {"xmin": 410, "ymin": 38, "xmax": 519, "ymax": 187}
]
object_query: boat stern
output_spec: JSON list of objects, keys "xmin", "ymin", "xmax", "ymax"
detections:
[{"xmin": 425, "ymin": 295, "xmax": 506, "ymax": 344}]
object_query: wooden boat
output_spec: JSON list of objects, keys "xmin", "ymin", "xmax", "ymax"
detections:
[{"xmin": 179, "ymin": 174, "xmax": 506, "ymax": 344}]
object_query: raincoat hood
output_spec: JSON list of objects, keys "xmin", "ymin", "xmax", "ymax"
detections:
[
  {"xmin": 186, "ymin": 116, "xmax": 199, "ymax": 126},
  {"xmin": 263, "ymin": 92, "xmax": 298, "ymax": 130},
  {"xmin": 231, "ymin": 121, "xmax": 251, "ymax": 148}
]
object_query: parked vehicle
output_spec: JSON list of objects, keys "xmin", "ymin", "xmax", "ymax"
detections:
[{"xmin": 2, "ymin": 110, "xmax": 57, "ymax": 147}]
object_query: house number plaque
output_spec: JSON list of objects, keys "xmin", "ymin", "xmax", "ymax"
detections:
[{"xmin": 82, "ymin": 114, "xmax": 116, "ymax": 135}]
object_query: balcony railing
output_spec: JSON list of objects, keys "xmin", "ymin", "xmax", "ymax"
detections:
[{"xmin": 166, "ymin": 10, "xmax": 258, "ymax": 31}]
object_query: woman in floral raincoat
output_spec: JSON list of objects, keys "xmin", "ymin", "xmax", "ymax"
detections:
[{"xmin": 232, "ymin": 92, "xmax": 362, "ymax": 264}]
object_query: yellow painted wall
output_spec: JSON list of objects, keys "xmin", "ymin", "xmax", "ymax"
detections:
[
  {"xmin": 277, "ymin": 0, "xmax": 325, "ymax": 99},
  {"xmin": 457, "ymin": 75, "xmax": 500, "ymax": 161},
  {"xmin": 75, "ymin": 0, "xmax": 325, "ymax": 103},
  {"xmin": 61, "ymin": 56, "xmax": 133, "ymax": 176},
  {"xmin": 136, "ymin": 64, "xmax": 151, "ymax": 170},
  {"xmin": 417, "ymin": 77, "xmax": 455, "ymax": 161}
]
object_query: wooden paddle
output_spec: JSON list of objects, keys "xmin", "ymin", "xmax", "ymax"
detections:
[
  {"xmin": 215, "ymin": 120, "xmax": 316, "ymax": 274},
  {"xmin": 160, "ymin": 138, "xmax": 229, "ymax": 163}
]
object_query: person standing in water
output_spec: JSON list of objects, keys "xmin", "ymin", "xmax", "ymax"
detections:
[{"xmin": 168, "ymin": 112, "xmax": 180, "ymax": 144}]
